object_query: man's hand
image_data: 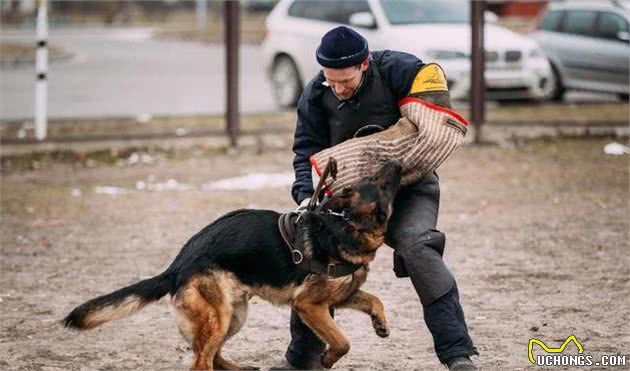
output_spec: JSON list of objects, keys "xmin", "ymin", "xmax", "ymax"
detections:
[{"xmin": 296, "ymin": 197, "xmax": 311, "ymax": 211}]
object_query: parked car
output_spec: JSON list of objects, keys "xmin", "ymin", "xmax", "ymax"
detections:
[
  {"xmin": 241, "ymin": 0, "xmax": 277, "ymax": 13},
  {"xmin": 530, "ymin": 1, "xmax": 630, "ymax": 101},
  {"xmin": 262, "ymin": 0, "xmax": 554, "ymax": 107}
]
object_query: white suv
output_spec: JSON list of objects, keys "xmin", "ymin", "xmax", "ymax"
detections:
[{"xmin": 262, "ymin": 0, "xmax": 554, "ymax": 107}]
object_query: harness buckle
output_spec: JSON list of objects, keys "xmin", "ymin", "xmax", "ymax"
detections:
[
  {"xmin": 327, "ymin": 209, "xmax": 351, "ymax": 223},
  {"xmin": 327, "ymin": 263, "xmax": 336, "ymax": 278},
  {"xmin": 292, "ymin": 250, "xmax": 304, "ymax": 264}
]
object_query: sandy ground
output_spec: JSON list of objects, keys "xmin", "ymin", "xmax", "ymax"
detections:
[{"xmin": 1, "ymin": 138, "xmax": 628, "ymax": 370}]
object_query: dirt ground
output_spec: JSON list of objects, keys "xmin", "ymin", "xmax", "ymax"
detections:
[{"xmin": 1, "ymin": 138, "xmax": 628, "ymax": 370}]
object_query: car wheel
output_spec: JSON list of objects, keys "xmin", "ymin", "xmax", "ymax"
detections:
[
  {"xmin": 271, "ymin": 55, "xmax": 302, "ymax": 108},
  {"xmin": 618, "ymin": 93, "xmax": 629, "ymax": 101},
  {"xmin": 545, "ymin": 63, "xmax": 565, "ymax": 102}
]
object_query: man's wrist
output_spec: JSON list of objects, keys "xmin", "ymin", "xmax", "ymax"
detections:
[
  {"xmin": 298, "ymin": 197, "xmax": 311, "ymax": 209},
  {"xmin": 297, "ymin": 192, "xmax": 313, "ymax": 206}
]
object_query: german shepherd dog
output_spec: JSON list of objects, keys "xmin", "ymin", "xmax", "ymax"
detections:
[{"xmin": 63, "ymin": 160, "xmax": 402, "ymax": 370}]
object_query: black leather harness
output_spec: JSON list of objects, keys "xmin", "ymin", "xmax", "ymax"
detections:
[{"xmin": 278, "ymin": 211, "xmax": 361, "ymax": 279}]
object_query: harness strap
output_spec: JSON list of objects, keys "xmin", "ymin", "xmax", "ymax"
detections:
[
  {"xmin": 308, "ymin": 258, "xmax": 362, "ymax": 278},
  {"xmin": 277, "ymin": 212, "xmax": 361, "ymax": 279},
  {"xmin": 278, "ymin": 212, "xmax": 299, "ymax": 258}
]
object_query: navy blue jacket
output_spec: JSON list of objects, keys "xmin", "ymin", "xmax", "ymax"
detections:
[{"xmin": 291, "ymin": 50, "xmax": 424, "ymax": 204}]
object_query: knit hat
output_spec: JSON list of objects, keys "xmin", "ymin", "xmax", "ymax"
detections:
[{"xmin": 316, "ymin": 26, "xmax": 369, "ymax": 68}]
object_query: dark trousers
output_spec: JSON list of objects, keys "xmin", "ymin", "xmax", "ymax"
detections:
[{"xmin": 286, "ymin": 174, "xmax": 477, "ymax": 366}]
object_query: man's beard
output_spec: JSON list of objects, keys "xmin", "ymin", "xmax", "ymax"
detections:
[
  {"xmin": 331, "ymin": 72, "xmax": 365, "ymax": 101},
  {"xmin": 337, "ymin": 90, "xmax": 355, "ymax": 100}
]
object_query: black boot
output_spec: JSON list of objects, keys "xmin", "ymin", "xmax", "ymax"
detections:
[
  {"xmin": 446, "ymin": 356, "xmax": 478, "ymax": 370},
  {"xmin": 269, "ymin": 358, "xmax": 322, "ymax": 370}
]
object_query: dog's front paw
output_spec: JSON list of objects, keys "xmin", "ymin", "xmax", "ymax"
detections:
[
  {"xmin": 371, "ymin": 316, "xmax": 390, "ymax": 338},
  {"xmin": 321, "ymin": 351, "xmax": 335, "ymax": 369}
]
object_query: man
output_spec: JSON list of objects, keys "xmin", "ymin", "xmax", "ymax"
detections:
[{"xmin": 284, "ymin": 26, "xmax": 479, "ymax": 371}]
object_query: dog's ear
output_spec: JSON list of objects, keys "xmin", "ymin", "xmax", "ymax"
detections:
[
  {"xmin": 302, "ymin": 212, "xmax": 344, "ymax": 259},
  {"xmin": 371, "ymin": 160, "xmax": 402, "ymax": 192},
  {"xmin": 321, "ymin": 187, "xmax": 354, "ymax": 212},
  {"xmin": 324, "ymin": 215, "xmax": 361, "ymax": 257}
]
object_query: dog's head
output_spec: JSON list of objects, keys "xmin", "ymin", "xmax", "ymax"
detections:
[{"xmin": 318, "ymin": 160, "xmax": 402, "ymax": 256}]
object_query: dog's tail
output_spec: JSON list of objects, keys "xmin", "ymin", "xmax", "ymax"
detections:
[{"xmin": 62, "ymin": 272, "xmax": 173, "ymax": 330}]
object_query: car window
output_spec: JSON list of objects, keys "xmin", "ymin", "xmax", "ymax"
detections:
[
  {"xmin": 562, "ymin": 10, "xmax": 596, "ymax": 36},
  {"xmin": 338, "ymin": 0, "xmax": 372, "ymax": 24},
  {"xmin": 538, "ymin": 10, "xmax": 563, "ymax": 31},
  {"xmin": 288, "ymin": 0, "xmax": 340, "ymax": 23},
  {"xmin": 595, "ymin": 12, "xmax": 629, "ymax": 40},
  {"xmin": 380, "ymin": 0, "xmax": 468, "ymax": 25}
]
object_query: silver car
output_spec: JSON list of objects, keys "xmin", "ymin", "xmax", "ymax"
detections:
[{"xmin": 530, "ymin": 1, "xmax": 630, "ymax": 101}]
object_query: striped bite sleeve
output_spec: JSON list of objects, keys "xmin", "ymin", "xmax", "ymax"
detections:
[{"xmin": 310, "ymin": 98, "xmax": 468, "ymax": 194}]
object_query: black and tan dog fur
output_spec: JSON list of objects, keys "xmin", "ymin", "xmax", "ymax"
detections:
[{"xmin": 63, "ymin": 161, "xmax": 402, "ymax": 370}]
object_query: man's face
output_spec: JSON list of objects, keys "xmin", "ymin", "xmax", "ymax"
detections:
[{"xmin": 323, "ymin": 59, "xmax": 368, "ymax": 100}]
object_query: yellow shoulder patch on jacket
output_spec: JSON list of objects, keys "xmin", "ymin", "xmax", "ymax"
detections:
[{"xmin": 409, "ymin": 63, "xmax": 448, "ymax": 94}]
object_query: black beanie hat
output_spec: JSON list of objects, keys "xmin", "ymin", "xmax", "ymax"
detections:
[{"xmin": 316, "ymin": 26, "xmax": 369, "ymax": 68}]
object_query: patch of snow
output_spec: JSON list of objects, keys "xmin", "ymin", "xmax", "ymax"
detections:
[
  {"xmin": 141, "ymin": 154, "xmax": 154, "ymax": 164},
  {"xmin": 17, "ymin": 128, "xmax": 26, "ymax": 139},
  {"xmin": 202, "ymin": 172, "xmax": 294, "ymax": 191},
  {"xmin": 110, "ymin": 28, "xmax": 155, "ymax": 42},
  {"xmin": 94, "ymin": 186, "xmax": 128, "ymax": 196},
  {"xmin": 147, "ymin": 179, "xmax": 192, "ymax": 191},
  {"xmin": 136, "ymin": 113, "xmax": 152, "ymax": 124},
  {"xmin": 127, "ymin": 152, "xmax": 155, "ymax": 165},
  {"xmin": 603, "ymin": 142, "xmax": 629, "ymax": 155},
  {"xmin": 128, "ymin": 153, "xmax": 140, "ymax": 165},
  {"xmin": 175, "ymin": 128, "xmax": 189, "ymax": 137}
]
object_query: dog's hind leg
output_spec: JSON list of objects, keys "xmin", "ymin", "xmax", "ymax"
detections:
[
  {"xmin": 293, "ymin": 300, "xmax": 350, "ymax": 369},
  {"xmin": 213, "ymin": 295, "xmax": 259, "ymax": 370},
  {"xmin": 173, "ymin": 276, "xmax": 233, "ymax": 370},
  {"xmin": 336, "ymin": 289, "xmax": 389, "ymax": 338},
  {"xmin": 224, "ymin": 294, "xmax": 249, "ymax": 342}
]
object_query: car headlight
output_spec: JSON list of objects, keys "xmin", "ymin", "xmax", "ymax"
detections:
[{"xmin": 425, "ymin": 50, "xmax": 468, "ymax": 60}]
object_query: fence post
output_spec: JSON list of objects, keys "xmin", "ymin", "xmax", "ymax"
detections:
[
  {"xmin": 224, "ymin": 0, "xmax": 239, "ymax": 147},
  {"xmin": 35, "ymin": 0, "xmax": 48, "ymax": 141},
  {"xmin": 470, "ymin": 0, "xmax": 486, "ymax": 144}
]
